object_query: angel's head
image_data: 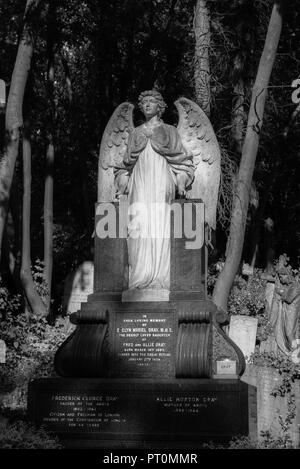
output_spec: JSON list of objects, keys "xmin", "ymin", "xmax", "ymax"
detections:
[{"xmin": 138, "ymin": 90, "xmax": 167, "ymax": 119}]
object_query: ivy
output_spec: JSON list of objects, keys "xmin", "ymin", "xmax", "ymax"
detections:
[
  {"xmin": 249, "ymin": 350, "xmax": 300, "ymax": 397},
  {"xmin": 0, "ymin": 420, "xmax": 63, "ymax": 449}
]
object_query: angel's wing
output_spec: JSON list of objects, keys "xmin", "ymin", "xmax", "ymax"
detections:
[
  {"xmin": 98, "ymin": 102, "xmax": 134, "ymax": 202},
  {"xmin": 175, "ymin": 97, "xmax": 221, "ymax": 230}
]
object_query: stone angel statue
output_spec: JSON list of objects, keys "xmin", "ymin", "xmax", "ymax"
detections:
[{"xmin": 98, "ymin": 90, "xmax": 220, "ymax": 297}]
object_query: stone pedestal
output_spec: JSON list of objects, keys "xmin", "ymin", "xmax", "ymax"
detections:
[
  {"xmin": 28, "ymin": 378, "xmax": 250, "ymax": 449},
  {"xmin": 28, "ymin": 200, "xmax": 250, "ymax": 448},
  {"xmin": 53, "ymin": 200, "xmax": 245, "ymax": 380}
]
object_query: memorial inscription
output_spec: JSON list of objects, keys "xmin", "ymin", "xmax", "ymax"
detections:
[
  {"xmin": 40, "ymin": 394, "xmax": 125, "ymax": 432},
  {"xmin": 28, "ymin": 379, "xmax": 249, "ymax": 447},
  {"xmin": 156, "ymin": 395, "xmax": 218, "ymax": 414},
  {"xmin": 110, "ymin": 310, "xmax": 176, "ymax": 378}
]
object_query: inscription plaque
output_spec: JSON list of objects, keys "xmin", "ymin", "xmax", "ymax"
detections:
[
  {"xmin": 28, "ymin": 378, "xmax": 250, "ymax": 448},
  {"xmin": 110, "ymin": 310, "xmax": 176, "ymax": 378},
  {"xmin": 41, "ymin": 394, "xmax": 124, "ymax": 432}
]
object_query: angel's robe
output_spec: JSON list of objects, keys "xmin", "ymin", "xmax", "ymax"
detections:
[
  {"xmin": 121, "ymin": 123, "xmax": 194, "ymax": 182},
  {"xmin": 272, "ymin": 282, "xmax": 300, "ymax": 354},
  {"xmin": 115, "ymin": 122, "xmax": 194, "ymax": 292}
]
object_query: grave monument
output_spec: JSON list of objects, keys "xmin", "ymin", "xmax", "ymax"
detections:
[
  {"xmin": 63, "ymin": 261, "xmax": 94, "ymax": 315},
  {"xmin": 28, "ymin": 91, "xmax": 251, "ymax": 448}
]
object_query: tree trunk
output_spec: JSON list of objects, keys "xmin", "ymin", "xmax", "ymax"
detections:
[
  {"xmin": 248, "ymin": 173, "xmax": 274, "ymax": 267},
  {"xmin": 231, "ymin": 73, "xmax": 245, "ymax": 155},
  {"xmin": 44, "ymin": 139, "xmax": 54, "ymax": 310},
  {"xmin": 43, "ymin": 2, "xmax": 56, "ymax": 312},
  {"xmin": 0, "ymin": 0, "xmax": 40, "ymax": 263},
  {"xmin": 1, "ymin": 226, "xmax": 21, "ymax": 292},
  {"xmin": 263, "ymin": 217, "xmax": 275, "ymax": 273},
  {"xmin": 120, "ymin": 0, "xmax": 136, "ymax": 100},
  {"xmin": 20, "ymin": 125, "xmax": 47, "ymax": 317},
  {"xmin": 8, "ymin": 179, "xmax": 21, "ymax": 259},
  {"xmin": 60, "ymin": 53, "xmax": 73, "ymax": 104},
  {"xmin": 78, "ymin": 138, "xmax": 93, "ymax": 233},
  {"xmin": 194, "ymin": 0, "xmax": 210, "ymax": 116},
  {"xmin": 213, "ymin": 2, "xmax": 283, "ymax": 311},
  {"xmin": 247, "ymin": 92, "xmax": 300, "ymax": 268}
]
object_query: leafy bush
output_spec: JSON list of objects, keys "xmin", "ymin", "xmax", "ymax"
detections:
[
  {"xmin": 208, "ymin": 265, "xmax": 270, "ymax": 341},
  {"xmin": 203, "ymin": 429, "xmax": 295, "ymax": 449},
  {"xmin": 207, "ymin": 264, "xmax": 266, "ymax": 317},
  {"xmin": 31, "ymin": 259, "xmax": 50, "ymax": 305},
  {"xmin": 227, "ymin": 270, "xmax": 266, "ymax": 317},
  {"xmin": 0, "ymin": 312, "xmax": 74, "ymax": 409},
  {"xmin": 0, "ymin": 284, "xmax": 22, "ymax": 317},
  {"xmin": 0, "ymin": 419, "xmax": 63, "ymax": 449},
  {"xmin": 250, "ymin": 351, "xmax": 300, "ymax": 396},
  {"xmin": 228, "ymin": 432, "xmax": 294, "ymax": 449},
  {"xmin": 0, "ymin": 311, "xmax": 70, "ymax": 358}
]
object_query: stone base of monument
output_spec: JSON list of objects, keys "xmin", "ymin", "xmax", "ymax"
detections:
[
  {"xmin": 28, "ymin": 377, "xmax": 252, "ymax": 449},
  {"xmin": 27, "ymin": 200, "xmax": 254, "ymax": 448}
]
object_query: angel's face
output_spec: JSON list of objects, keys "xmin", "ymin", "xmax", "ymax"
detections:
[{"xmin": 141, "ymin": 96, "xmax": 160, "ymax": 119}]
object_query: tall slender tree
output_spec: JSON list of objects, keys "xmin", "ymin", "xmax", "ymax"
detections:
[
  {"xmin": 21, "ymin": 122, "xmax": 47, "ymax": 317},
  {"xmin": 213, "ymin": 1, "xmax": 283, "ymax": 310},
  {"xmin": 0, "ymin": 0, "xmax": 41, "ymax": 262},
  {"xmin": 43, "ymin": 0, "xmax": 57, "ymax": 312},
  {"xmin": 194, "ymin": 0, "xmax": 211, "ymax": 115}
]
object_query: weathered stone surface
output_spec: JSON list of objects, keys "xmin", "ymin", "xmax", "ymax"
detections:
[{"xmin": 229, "ymin": 315, "xmax": 258, "ymax": 362}]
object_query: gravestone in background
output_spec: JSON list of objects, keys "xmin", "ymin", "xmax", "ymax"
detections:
[
  {"xmin": 0, "ymin": 340, "xmax": 6, "ymax": 364},
  {"xmin": 229, "ymin": 315, "xmax": 258, "ymax": 362},
  {"xmin": 0, "ymin": 79, "xmax": 5, "ymax": 107},
  {"xmin": 63, "ymin": 261, "xmax": 94, "ymax": 315}
]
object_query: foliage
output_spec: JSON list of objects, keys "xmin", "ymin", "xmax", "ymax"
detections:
[
  {"xmin": 247, "ymin": 351, "xmax": 299, "ymax": 447},
  {"xmin": 249, "ymin": 351, "xmax": 300, "ymax": 397},
  {"xmin": 228, "ymin": 269, "xmax": 272, "ymax": 342},
  {"xmin": 0, "ymin": 311, "xmax": 73, "ymax": 408},
  {"xmin": 31, "ymin": 258, "xmax": 49, "ymax": 302},
  {"xmin": 228, "ymin": 432, "xmax": 294, "ymax": 449},
  {"xmin": 272, "ymin": 253, "xmax": 299, "ymax": 281},
  {"xmin": 0, "ymin": 310, "xmax": 67, "ymax": 355},
  {"xmin": 208, "ymin": 264, "xmax": 272, "ymax": 341},
  {"xmin": 0, "ymin": 419, "xmax": 63, "ymax": 449},
  {"xmin": 203, "ymin": 431, "xmax": 295, "ymax": 448},
  {"xmin": 227, "ymin": 270, "xmax": 266, "ymax": 317},
  {"xmin": 228, "ymin": 390, "xmax": 296, "ymax": 448},
  {"xmin": 0, "ymin": 282, "xmax": 22, "ymax": 316}
]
